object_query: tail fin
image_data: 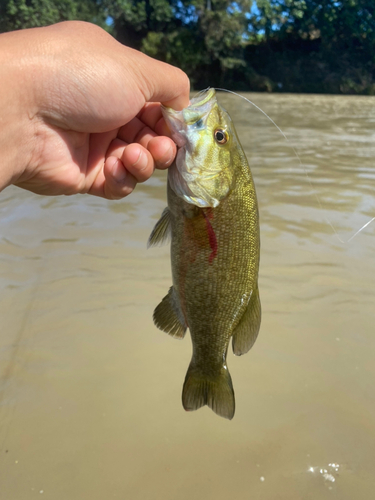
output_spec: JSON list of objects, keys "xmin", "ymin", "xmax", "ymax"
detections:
[{"xmin": 182, "ymin": 363, "xmax": 235, "ymax": 420}]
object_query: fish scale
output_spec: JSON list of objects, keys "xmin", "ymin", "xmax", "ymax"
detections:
[{"xmin": 149, "ymin": 89, "xmax": 261, "ymax": 419}]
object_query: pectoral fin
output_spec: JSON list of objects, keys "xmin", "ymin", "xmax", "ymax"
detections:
[
  {"xmin": 232, "ymin": 286, "xmax": 261, "ymax": 356},
  {"xmin": 153, "ymin": 286, "xmax": 187, "ymax": 339},
  {"xmin": 147, "ymin": 207, "xmax": 171, "ymax": 247}
]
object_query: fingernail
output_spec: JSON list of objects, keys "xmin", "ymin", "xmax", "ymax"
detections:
[
  {"xmin": 156, "ymin": 145, "xmax": 174, "ymax": 169},
  {"xmin": 112, "ymin": 159, "xmax": 127, "ymax": 183}
]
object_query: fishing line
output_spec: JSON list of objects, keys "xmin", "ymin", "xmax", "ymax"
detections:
[{"xmin": 214, "ymin": 87, "xmax": 374, "ymax": 244}]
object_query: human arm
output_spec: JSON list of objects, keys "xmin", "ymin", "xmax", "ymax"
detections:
[{"xmin": 0, "ymin": 21, "xmax": 190, "ymax": 199}]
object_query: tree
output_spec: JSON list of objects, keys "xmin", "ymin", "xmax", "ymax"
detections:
[
  {"xmin": 103, "ymin": 0, "xmax": 175, "ymax": 48},
  {"xmin": 1, "ymin": 0, "xmax": 373, "ymax": 93},
  {"xmin": 105, "ymin": 0, "xmax": 253, "ymax": 86},
  {"xmin": 0, "ymin": 0, "xmax": 106, "ymax": 33}
]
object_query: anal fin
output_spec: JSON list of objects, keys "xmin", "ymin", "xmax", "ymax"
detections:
[
  {"xmin": 232, "ymin": 286, "xmax": 261, "ymax": 356},
  {"xmin": 153, "ymin": 286, "xmax": 187, "ymax": 339}
]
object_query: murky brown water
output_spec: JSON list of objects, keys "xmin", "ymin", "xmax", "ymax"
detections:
[{"xmin": 1, "ymin": 93, "xmax": 375, "ymax": 499}]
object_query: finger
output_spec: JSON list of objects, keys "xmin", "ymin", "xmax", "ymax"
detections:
[
  {"xmin": 85, "ymin": 130, "xmax": 119, "ymax": 179},
  {"xmin": 137, "ymin": 104, "xmax": 171, "ymax": 136},
  {"xmin": 106, "ymin": 137, "xmax": 127, "ymax": 158},
  {"xmin": 102, "ymin": 157, "xmax": 137, "ymax": 199},
  {"xmin": 147, "ymin": 137, "xmax": 176, "ymax": 170},
  {"xmin": 121, "ymin": 143, "xmax": 155, "ymax": 183},
  {"xmin": 118, "ymin": 119, "xmax": 156, "ymax": 146},
  {"xmin": 137, "ymin": 102, "xmax": 164, "ymax": 130},
  {"xmin": 154, "ymin": 117, "xmax": 171, "ymax": 137}
]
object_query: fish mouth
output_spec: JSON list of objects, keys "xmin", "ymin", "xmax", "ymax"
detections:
[
  {"xmin": 162, "ymin": 88, "xmax": 222, "ymax": 208},
  {"xmin": 161, "ymin": 88, "xmax": 217, "ymax": 145},
  {"xmin": 162, "ymin": 87, "xmax": 216, "ymax": 116},
  {"xmin": 185, "ymin": 88, "xmax": 216, "ymax": 120}
]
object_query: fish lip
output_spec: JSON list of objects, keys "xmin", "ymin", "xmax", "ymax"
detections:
[
  {"xmin": 186, "ymin": 88, "xmax": 216, "ymax": 112},
  {"xmin": 161, "ymin": 88, "xmax": 216, "ymax": 116},
  {"xmin": 161, "ymin": 88, "xmax": 217, "ymax": 141},
  {"xmin": 161, "ymin": 87, "xmax": 217, "ymax": 165},
  {"xmin": 162, "ymin": 88, "xmax": 222, "ymax": 208}
]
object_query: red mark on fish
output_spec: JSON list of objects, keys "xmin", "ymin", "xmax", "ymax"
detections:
[{"xmin": 202, "ymin": 209, "xmax": 218, "ymax": 263}]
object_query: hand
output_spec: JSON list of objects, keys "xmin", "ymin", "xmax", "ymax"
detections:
[{"xmin": 0, "ymin": 21, "xmax": 190, "ymax": 199}]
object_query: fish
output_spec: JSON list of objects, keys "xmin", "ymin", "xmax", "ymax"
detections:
[{"xmin": 148, "ymin": 88, "xmax": 261, "ymax": 420}]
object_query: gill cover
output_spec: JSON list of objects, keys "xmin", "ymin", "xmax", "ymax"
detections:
[{"xmin": 162, "ymin": 89, "xmax": 237, "ymax": 208}]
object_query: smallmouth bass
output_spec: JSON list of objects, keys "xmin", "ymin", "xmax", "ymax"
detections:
[{"xmin": 148, "ymin": 89, "xmax": 261, "ymax": 420}]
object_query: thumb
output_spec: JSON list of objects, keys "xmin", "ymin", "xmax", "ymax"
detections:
[{"xmin": 127, "ymin": 48, "xmax": 190, "ymax": 111}]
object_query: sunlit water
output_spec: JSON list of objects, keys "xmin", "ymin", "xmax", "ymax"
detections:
[{"xmin": 1, "ymin": 93, "xmax": 374, "ymax": 499}]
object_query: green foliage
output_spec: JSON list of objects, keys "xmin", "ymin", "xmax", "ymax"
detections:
[
  {"xmin": 141, "ymin": 29, "xmax": 207, "ymax": 75},
  {"xmin": 148, "ymin": 0, "xmax": 251, "ymax": 85},
  {"xmin": 0, "ymin": 0, "xmax": 374, "ymax": 93},
  {"xmin": 246, "ymin": 0, "xmax": 375, "ymax": 93},
  {"xmin": 103, "ymin": 0, "xmax": 175, "ymax": 48},
  {"xmin": 0, "ymin": 0, "xmax": 106, "ymax": 31}
]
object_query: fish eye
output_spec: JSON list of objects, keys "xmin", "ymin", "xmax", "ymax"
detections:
[{"xmin": 214, "ymin": 129, "xmax": 228, "ymax": 144}]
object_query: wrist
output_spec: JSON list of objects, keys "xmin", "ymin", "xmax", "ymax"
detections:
[{"xmin": 0, "ymin": 29, "xmax": 40, "ymax": 191}]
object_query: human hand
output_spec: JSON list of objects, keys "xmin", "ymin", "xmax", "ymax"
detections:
[{"xmin": 0, "ymin": 21, "xmax": 190, "ymax": 199}]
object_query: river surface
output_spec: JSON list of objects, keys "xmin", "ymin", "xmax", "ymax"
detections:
[{"xmin": 1, "ymin": 93, "xmax": 374, "ymax": 499}]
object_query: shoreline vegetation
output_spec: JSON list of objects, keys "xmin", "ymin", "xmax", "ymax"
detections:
[{"xmin": 1, "ymin": 0, "xmax": 374, "ymax": 95}]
